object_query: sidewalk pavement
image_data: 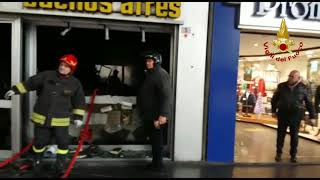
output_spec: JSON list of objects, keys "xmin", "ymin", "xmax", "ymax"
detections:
[{"xmin": 1, "ymin": 160, "xmax": 320, "ymax": 178}]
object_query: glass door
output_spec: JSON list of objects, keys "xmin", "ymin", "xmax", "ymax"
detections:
[
  {"xmin": 0, "ymin": 22, "xmax": 12, "ymax": 158},
  {"xmin": 0, "ymin": 17, "xmax": 22, "ymax": 158}
]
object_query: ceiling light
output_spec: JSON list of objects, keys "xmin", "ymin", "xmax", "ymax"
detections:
[
  {"xmin": 141, "ymin": 28, "xmax": 146, "ymax": 43},
  {"xmin": 61, "ymin": 22, "xmax": 71, "ymax": 36},
  {"xmin": 254, "ymin": 43, "xmax": 258, "ymax": 47},
  {"xmin": 305, "ymin": 51, "xmax": 314, "ymax": 55},
  {"xmin": 104, "ymin": 25, "xmax": 109, "ymax": 40}
]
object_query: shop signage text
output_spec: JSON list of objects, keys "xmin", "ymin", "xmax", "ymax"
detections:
[
  {"xmin": 239, "ymin": 2, "xmax": 320, "ymax": 34},
  {"xmin": 256, "ymin": 2, "xmax": 320, "ymax": 20},
  {"xmin": 23, "ymin": 2, "xmax": 181, "ymax": 19}
]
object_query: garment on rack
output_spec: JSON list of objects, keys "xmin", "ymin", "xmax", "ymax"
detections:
[
  {"xmin": 249, "ymin": 77, "xmax": 267, "ymax": 98},
  {"xmin": 240, "ymin": 91, "xmax": 256, "ymax": 113},
  {"xmin": 254, "ymin": 94, "xmax": 265, "ymax": 114},
  {"xmin": 244, "ymin": 68, "xmax": 252, "ymax": 81}
]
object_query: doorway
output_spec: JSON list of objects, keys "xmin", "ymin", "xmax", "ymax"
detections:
[
  {"xmin": 24, "ymin": 22, "xmax": 176, "ymax": 160},
  {"xmin": 235, "ymin": 32, "xmax": 320, "ymax": 163}
]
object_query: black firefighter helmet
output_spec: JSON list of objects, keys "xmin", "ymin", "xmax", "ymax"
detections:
[{"xmin": 142, "ymin": 51, "xmax": 162, "ymax": 65}]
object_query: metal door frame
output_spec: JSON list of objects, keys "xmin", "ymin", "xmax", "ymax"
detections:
[
  {"xmin": 0, "ymin": 15, "xmax": 23, "ymax": 157},
  {"xmin": 24, "ymin": 16, "xmax": 178, "ymax": 160}
]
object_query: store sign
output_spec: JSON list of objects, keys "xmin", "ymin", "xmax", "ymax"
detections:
[
  {"xmin": 0, "ymin": 2, "xmax": 183, "ymax": 24},
  {"xmin": 256, "ymin": 2, "xmax": 320, "ymax": 20},
  {"xmin": 263, "ymin": 18, "xmax": 303, "ymax": 62},
  {"xmin": 239, "ymin": 2, "xmax": 320, "ymax": 34},
  {"xmin": 23, "ymin": 2, "xmax": 181, "ymax": 19}
]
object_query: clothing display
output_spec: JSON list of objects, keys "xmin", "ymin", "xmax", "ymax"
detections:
[
  {"xmin": 254, "ymin": 94, "xmax": 265, "ymax": 115},
  {"xmin": 249, "ymin": 77, "xmax": 267, "ymax": 98},
  {"xmin": 240, "ymin": 91, "xmax": 256, "ymax": 113},
  {"xmin": 243, "ymin": 68, "xmax": 252, "ymax": 81}
]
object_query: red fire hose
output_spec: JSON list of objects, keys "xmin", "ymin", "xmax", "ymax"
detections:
[
  {"xmin": 61, "ymin": 88, "xmax": 98, "ymax": 178},
  {"xmin": 0, "ymin": 139, "xmax": 34, "ymax": 168}
]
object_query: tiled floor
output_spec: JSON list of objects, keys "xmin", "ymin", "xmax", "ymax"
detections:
[{"xmin": 235, "ymin": 121, "xmax": 320, "ymax": 163}]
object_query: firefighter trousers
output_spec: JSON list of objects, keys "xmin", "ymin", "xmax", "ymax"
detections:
[{"xmin": 32, "ymin": 125, "xmax": 70, "ymax": 160}]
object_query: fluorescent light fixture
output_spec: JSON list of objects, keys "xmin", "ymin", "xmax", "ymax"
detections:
[
  {"xmin": 141, "ymin": 29, "xmax": 146, "ymax": 43},
  {"xmin": 61, "ymin": 22, "xmax": 72, "ymax": 36},
  {"xmin": 105, "ymin": 25, "xmax": 109, "ymax": 40},
  {"xmin": 305, "ymin": 51, "xmax": 314, "ymax": 55},
  {"xmin": 307, "ymin": 54, "xmax": 313, "ymax": 58},
  {"xmin": 310, "ymin": 61, "xmax": 318, "ymax": 72}
]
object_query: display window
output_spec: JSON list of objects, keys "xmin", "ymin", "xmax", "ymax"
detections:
[{"xmin": 235, "ymin": 32, "xmax": 320, "ymax": 162}]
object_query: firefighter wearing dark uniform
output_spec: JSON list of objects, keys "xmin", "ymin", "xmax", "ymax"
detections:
[
  {"xmin": 4, "ymin": 54, "xmax": 86, "ymax": 176},
  {"xmin": 271, "ymin": 70, "xmax": 315, "ymax": 163},
  {"xmin": 137, "ymin": 51, "xmax": 172, "ymax": 170}
]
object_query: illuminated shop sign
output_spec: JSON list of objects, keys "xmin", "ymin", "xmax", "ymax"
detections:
[
  {"xmin": 23, "ymin": 2, "xmax": 181, "ymax": 19},
  {"xmin": 239, "ymin": 2, "xmax": 320, "ymax": 34},
  {"xmin": 255, "ymin": 2, "xmax": 320, "ymax": 20}
]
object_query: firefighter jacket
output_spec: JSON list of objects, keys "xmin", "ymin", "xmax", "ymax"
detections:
[
  {"xmin": 11, "ymin": 70, "xmax": 86, "ymax": 127},
  {"xmin": 137, "ymin": 66, "xmax": 172, "ymax": 121},
  {"xmin": 271, "ymin": 81, "xmax": 315, "ymax": 120}
]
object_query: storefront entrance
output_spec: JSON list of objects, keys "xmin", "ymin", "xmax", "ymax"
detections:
[
  {"xmin": 23, "ymin": 18, "xmax": 177, "ymax": 160},
  {"xmin": 235, "ymin": 32, "xmax": 320, "ymax": 163}
]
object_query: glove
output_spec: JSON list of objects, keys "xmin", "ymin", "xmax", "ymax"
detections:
[
  {"xmin": 4, "ymin": 90, "xmax": 15, "ymax": 100},
  {"xmin": 74, "ymin": 120, "xmax": 83, "ymax": 128}
]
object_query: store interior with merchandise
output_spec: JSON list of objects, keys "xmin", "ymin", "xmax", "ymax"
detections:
[{"xmin": 236, "ymin": 32, "xmax": 320, "ymax": 159}]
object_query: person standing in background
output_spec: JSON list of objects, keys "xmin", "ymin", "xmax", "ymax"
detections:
[{"xmin": 271, "ymin": 70, "xmax": 316, "ymax": 163}]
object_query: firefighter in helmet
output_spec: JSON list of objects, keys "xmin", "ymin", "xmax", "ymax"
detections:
[
  {"xmin": 137, "ymin": 51, "xmax": 172, "ymax": 170},
  {"xmin": 4, "ymin": 54, "xmax": 86, "ymax": 176}
]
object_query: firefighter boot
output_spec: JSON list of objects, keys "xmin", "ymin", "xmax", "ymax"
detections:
[
  {"xmin": 55, "ymin": 154, "xmax": 67, "ymax": 177},
  {"xmin": 32, "ymin": 153, "xmax": 43, "ymax": 176}
]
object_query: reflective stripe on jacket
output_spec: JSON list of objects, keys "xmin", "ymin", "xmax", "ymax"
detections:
[{"xmin": 12, "ymin": 70, "xmax": 86, "ymax": 127}]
